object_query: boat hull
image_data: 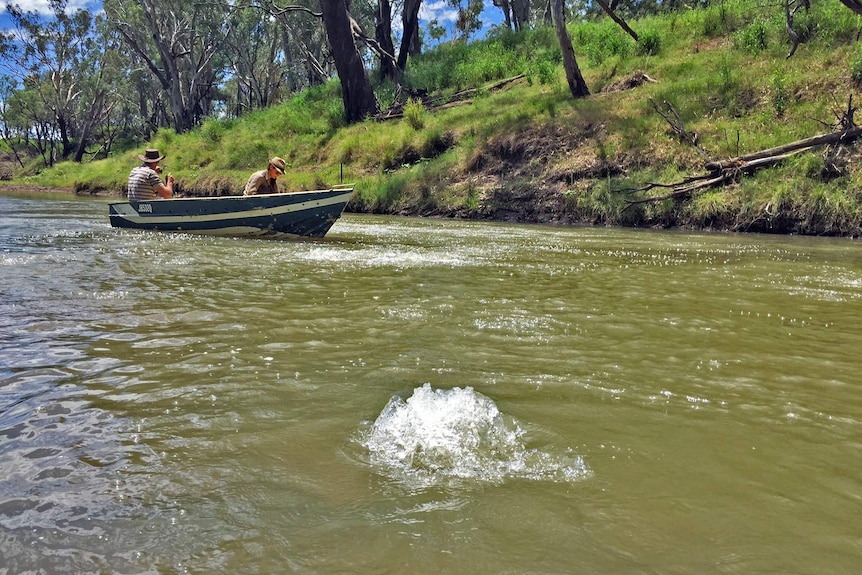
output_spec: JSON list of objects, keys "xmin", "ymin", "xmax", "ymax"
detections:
[{"xmin": 108, "ymin": 188, "xmax": 354, "ymax": 239}]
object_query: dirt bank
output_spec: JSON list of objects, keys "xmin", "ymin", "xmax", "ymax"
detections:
[{"xmin": 0, "ymin": 183, "xmax": 77, "ymax": 195}]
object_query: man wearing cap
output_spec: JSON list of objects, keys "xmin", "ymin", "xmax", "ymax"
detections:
[
  {"xmin": 243, "ymin": 157, "xmax": 286, "ymax": 195},
  {"xmin": 128, "ymin": 148, "xmax": 175, "ymax": 201}
]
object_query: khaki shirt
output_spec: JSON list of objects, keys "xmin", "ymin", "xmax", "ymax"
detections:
[{"xmin": 243, "ymin": 170, "xmax": 279, "ymax": 195}]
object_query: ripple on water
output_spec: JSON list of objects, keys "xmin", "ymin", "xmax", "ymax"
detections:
[{"xmin": 358, "ymin": 384, "xmax": 590, "ymax": 489}]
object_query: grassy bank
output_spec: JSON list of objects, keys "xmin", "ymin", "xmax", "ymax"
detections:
[{"xmin": 6, "ymin": 0, "xmax": 862, "ymax": 236}]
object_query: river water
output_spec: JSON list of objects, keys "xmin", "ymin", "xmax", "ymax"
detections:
[{"xmin": 0, "ymin": 192, "xmax": 860, "ymax": 574}]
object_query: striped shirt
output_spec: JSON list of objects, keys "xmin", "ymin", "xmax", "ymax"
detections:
[{"xmin": 128, "ymin": 165, "xmax": 163, "ymax": 201}]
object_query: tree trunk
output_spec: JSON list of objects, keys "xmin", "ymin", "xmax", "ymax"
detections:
[
  {"xmin": 510, "ymin": 0, "xmax": 530, "ymax": 31},
  {"xmin": 376, "ymin": 0, "xmax": 397, "ymax": 81},
  {"xmin": 396, "ymin": 0, "xmax": 422, "ymax": 70},
  {"xmin": 550, "ymin": 0, "xmax": 589, "ymax": 98},
  {"xmin": 319, "ymin": 0, "xmax": 378, "ymax": 123},
  {"xmin": 492, "ymin": 0, "xmax": 512, "ymax": 29},
  {"xmin": 837, "ymin": 0, "xmax": 862, "ymax": 16}
]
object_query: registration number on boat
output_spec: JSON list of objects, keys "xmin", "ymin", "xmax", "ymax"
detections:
[{"xmin": 138, "ymin": 204, "xmax": 153, "ymax": 213}]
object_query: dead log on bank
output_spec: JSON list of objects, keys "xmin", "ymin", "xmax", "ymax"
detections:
[
  {"xmin": 374, "ymin": 74, "xmax": 526, "ymax": 121},
  {"xmin": 625, "ymin": 125, "xmax": 862, "ymax": 206}
]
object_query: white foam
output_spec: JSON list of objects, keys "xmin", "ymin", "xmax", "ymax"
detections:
[{"xmin": 360, "ymin": 383, "xmax": 589, "ymax": 488}]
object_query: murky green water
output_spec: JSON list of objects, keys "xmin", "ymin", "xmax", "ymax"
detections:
[{"xmin": 1, "ymin": 193, "xmax": 860, "ymax": 574}]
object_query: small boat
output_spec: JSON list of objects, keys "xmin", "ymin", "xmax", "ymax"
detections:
[{"xmin": 108, "ymin": 187, "xmax": 354, "ymax": 239}]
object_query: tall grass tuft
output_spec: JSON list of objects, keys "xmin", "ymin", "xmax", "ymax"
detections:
[
  {"xmin": 404, "ymin": 98, "xmax": 426, "ymax": 130},
  {"xmin": 734, "ymin": 18, "xmax": 770, "ymax": 53},
  {"xmin": 637, "ymin": 29, "xmax": 662, "ymax": 56}
]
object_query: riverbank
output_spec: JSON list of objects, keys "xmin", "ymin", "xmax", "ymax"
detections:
[{"xmin": 5, "ymin": 0, "xmax": 862, "ymax": 237}]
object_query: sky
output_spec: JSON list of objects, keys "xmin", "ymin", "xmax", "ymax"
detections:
[
  {"xmin": 0, "ymin": 0, "xmax": 504, "ymax": 41},
  {"xmin": 0, "ymin": 0, "xmax": 100, "ymax": 30}
]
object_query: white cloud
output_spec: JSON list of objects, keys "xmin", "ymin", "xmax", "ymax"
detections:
[
  {"xmin": 419, "ymin": 0, "xmax": 459, "ymax": 23},
  {"xmin": 3, "ymin": 0, "xmax": 95, "ymax": 16}
]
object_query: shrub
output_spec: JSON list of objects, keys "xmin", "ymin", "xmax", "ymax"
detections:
[
  {"xmin": 404, "ymin": 98, "xmax": 426, "ymax": 130},
  {"xmin": 734, "ymin": 19, "xmax": 770, "ymax": 53},
  {"xmin": 637, "ymin": 28, "xmax": 661, "ymax": 56},
  {"xmin": 201, "ymin": 119, "xmax": 225, "ymax": 143}
]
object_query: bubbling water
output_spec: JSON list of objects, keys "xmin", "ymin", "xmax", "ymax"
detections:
[{"xmin": 361, "ymin": 384, "xmax": 589, "ymax": 488}]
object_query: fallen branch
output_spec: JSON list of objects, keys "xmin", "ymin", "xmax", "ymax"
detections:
[
  {"xmin": 649, "ymin": 98, "xmax": 709, "ymax": 159},
  {"xmin": 373, "ymin": 75, "xmax": 525, "ymax": 121},
  {"xmin": 624, "ymin": 125, "xmax": 862, "ymax": 206},
  {"xmin": 704, "ymin": 125, "xmax": 862, "ymax": 170}
]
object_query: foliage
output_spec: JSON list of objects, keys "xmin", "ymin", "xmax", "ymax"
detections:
[
  {"xmin": 406, "ymin": 39, "xmax": 525, "ymax": 92},
  {"xmin": 636, "ymin": 28, "xmax": 662, "ymax": 56},
  {"xmin": 733, "ymin": 18, "xmax": 771, "ymax": 53},
  {"xmin": 853, "ymin": 51, "xmax": 862, "ymax": 86},
  {"xmin": 700, "ymin": 2, "xmax": 744, "ymax": 37},
  {"xmin": 573, "ymin": 20, "xmax": 635, "ymax": 66}
]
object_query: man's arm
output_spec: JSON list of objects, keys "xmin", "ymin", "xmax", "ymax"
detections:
[{"xmin": 156, "ymin": 174, "xmax": 174, "ymax": 199}]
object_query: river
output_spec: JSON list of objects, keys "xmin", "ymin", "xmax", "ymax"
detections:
[{"xmin": 1, "ymin": 192, "xmax": 860, "ymax": 574}]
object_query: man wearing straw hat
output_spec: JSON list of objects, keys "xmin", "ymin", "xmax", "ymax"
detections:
[
  {"xmin": 128, "ymin": 148, "xmax": 175, "ymax": 201},
  {"xmin": 243, "ymin": 157, "xmax": 286, "ymax": 195}
]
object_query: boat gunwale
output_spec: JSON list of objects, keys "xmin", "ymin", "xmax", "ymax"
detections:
[{"xmin": 107, "ymin": 186, "xmax": 355, "ymax": 206}]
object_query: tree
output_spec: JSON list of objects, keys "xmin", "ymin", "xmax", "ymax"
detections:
[
  {"xmin": 493, "ymin": 0, "xmax": 530, "ymax": 31},
  {"xmin": 594, "ymin": 0, "xmax": 639, "ymax": 42},
  {"xmin": 396, "ymin": 0, "xmax": 423, "ymax": 69},
  {"xmin": 104, "ymin": 0, "xmax": 236, "ymax": 133},
  {"xmin": 225, "ymin": 7, "xmax": 289, "ymax": 115},
  {"xmin": 319, "ymin": 0, "xmax": 378, "ymax": 122},
  {"xmin": 549, "ymin": 0, "xmax": 589, "ymax": 98},
  {"xmin": 0, "ymin": 76, "xmax": 34, "ymax": 169},
  {"xmin": 268, "ymin": 0, "xmax": 332, "ymax": 89},
  {"xmin": 0, "ymin": 0, "xmax": 102, "ymax": 163},
  {"xmin": 450, "ymin": 0, "xmax": 484, "ymax": 39},
  {"xmin": 375, "ymin": 0, "xmax": 398, "ymax": 80},
  {"xmin": 837, "ymin": 0, "xmax": 862, "ymax": 15}
]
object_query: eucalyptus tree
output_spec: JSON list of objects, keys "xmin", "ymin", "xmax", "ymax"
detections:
[
  {"xmin": 0, "ymin": 76, "xmax": 37, "ymax": 168},
  {"xmin": 451, "ymin": 0, "xmax": 485, "ymax": 39},
  {"xmin": 364, "ymin": 0, "xmax": 422, "ymax": 80},
  {"xmin": 493, "ymin": 0, "xmax": 530, "ymax": 31},
  {"xmin": 225, "ymin": 5, "xmax": 290, "ymax": 115},
  {"xmin": 266, "ymin": 0, "xmax": 332, "ymax": 88},
  {"xmin": 375, "ymin": 0, "xmax": 398, "ymax": 80},
  {"xmin": 250, "ymin": 0, "xmax": 377, "ymax": 122},
  {"xmin": 549, "ymin": 0, "xmax": 588, "ymax": 98},
  {"xmin": 0, "ymin": 82, "xmax": 59, "ymax": 166},
  {"xmin": 318, "ymin": 0, "xmax": 379, "ymax": 122},
  {"xmin": 0, "ymin": 0, "xmax": 112, "ymax": 164},
  {"xmin": 69, "ymin": 20, "xmax": 130, "ymax": 161},
  {"xmin": 396, "ymin": 0, "xmax": 423, "ymax": 68},
  {"xmin": 104, "ymin": 0, "xmax": 238, "ymax": 133}
]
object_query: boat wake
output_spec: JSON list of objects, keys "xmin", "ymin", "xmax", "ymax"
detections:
[{"xmin": 359, "ymin": 384, "xmax": 589, "ymax": 488}]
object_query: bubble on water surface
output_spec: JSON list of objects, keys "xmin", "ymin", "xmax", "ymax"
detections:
[{"xmin": 360, "ymin": 384, "xmax": 589, "ymax": 488}]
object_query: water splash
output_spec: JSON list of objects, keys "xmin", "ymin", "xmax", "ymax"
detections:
[{"xmin": 360, "ymin": 384, "xmax": 589, "ymax": 488}]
